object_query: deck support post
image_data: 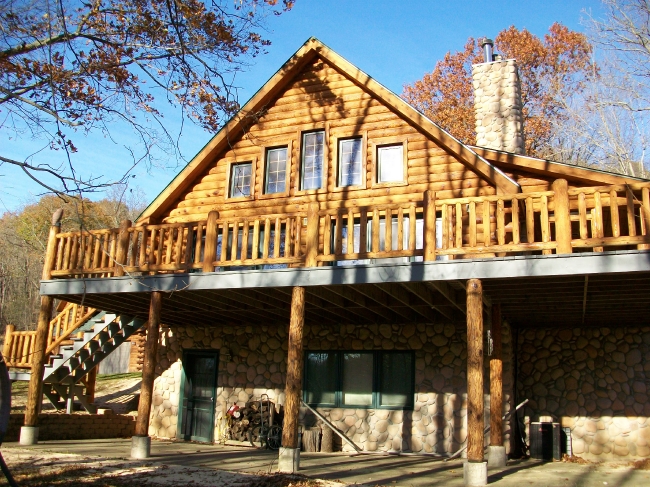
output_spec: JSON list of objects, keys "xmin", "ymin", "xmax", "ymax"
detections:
[
  {"xmin": 21, "ymin": 209, "xmax": 62, "ymax": 445},
  {"xmin": 423, "ymin": 190, "xmax": 437, "ymax": 261},
  {"xmin": 465, "ymin": 278, "xmax": 487, "ymax": 486},
  {"xmin": 131, "ymin": 291, "xmax": 162, "ymax": 459},
  {"xmin": 552, "ymin": 179, "xmax": 572, "ymax": 254},
  {"xmin": 279, "ymin": 286, "xmax": 306, "ymax": 473},
  {"xmin": 488, "ymin": 303, "xmax": 506, "ymax": 468},
  {"xmin": 114, "ymin": 219, "xmax": 133, "ymax": 277},
  {"xmin": 202, "ymin": 211, "xmax": 220, "ymax": 272},
  {"xmin": 305, "ymin": 203, "xmax": 320, "ymax": 267}
]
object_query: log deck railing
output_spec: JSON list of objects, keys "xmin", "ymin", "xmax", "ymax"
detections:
[
  {"xmin": 3, "ymin": 302, "xmax": 96, "ymax": 368},
  {"xmin": 43, "ymin": 180, "xmax": 650, "ymax": 279}
]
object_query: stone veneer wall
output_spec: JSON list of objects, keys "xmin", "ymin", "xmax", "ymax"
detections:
[
  {"xmin": 517, "ymin": 326, "xmax": 650, "ymax": 461},
  {"xmin": 5, "ymin": 413, "xmax": 135, "ymax": 441},
  {"xmin": 472, "ymin": 59, "xmax": 525, "ymax": 154},
  {"xmin": 149, "ymin": 320, "xmax": 515, "ymax": 455}
]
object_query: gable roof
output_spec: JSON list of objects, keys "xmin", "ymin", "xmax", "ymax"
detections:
[{"xmin": 137, "ymin": 37, "xmax": 520, "ymax": 224}]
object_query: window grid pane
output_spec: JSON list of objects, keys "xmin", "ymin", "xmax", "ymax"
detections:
[
  {"xmin": 230, "ymin": 162, "xmax": 252, "ymax": 198},
  {"xmin": 302, "ymin": 132, "xmax": 324, "ymax": 190},
  {"xmin": 265, "ymin": 148, "xmax": 287, "ymax": 194},
  {"xmin": 379, "ymin": 353, "xmax": 413, "ymax": 407},
  {"xmin": 339, "ymin": 138, "xmax": 363, "ymax": 187},
  {"xmin": 378, "ymin": 145, "xmax": 404, "ymax": 183},
  {"xmin": 304, "ymin": 352, "xmax": 337, "ymax": 406},
  {"xmin": 341, "ymin": 352, "xmax": 373, "ymax": 406}
]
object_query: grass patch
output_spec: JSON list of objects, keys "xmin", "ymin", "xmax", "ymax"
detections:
[{"xmin": 96, "ymin": 373, "xmax": 142, "ymax": 381}]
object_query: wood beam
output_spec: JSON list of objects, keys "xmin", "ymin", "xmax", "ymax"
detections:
[
  {"xmin": 135, "ymin": 291, "xmax": 162, "ymax": 437},
  {"xmin": 282, "ymin": 287, "xmax": 306, "ymax": 449},
  {"xmin": 467, "ymin": 279, "xmax": 485, "ymax": 463},
  {"xmin": 324, "ymin": 286, "xmax": 392, "ymax": 322},
  {"xmin": 257, "ymin": 287, "xmax": 345, "ymax": 325},
  {"xmin": 400, "ymin": 282, "xmax": 457, "ymax": 321},
  {"xmin": 358, "ymin": 285, "xmax": 415, "ymax": 322},
  {"xmin": 426, "ymin": 281, "xmax": 466, "ymax": 315},
  {"xmin": 309, "ymin": 287, "xmax": 378, "ymax": 323},
  {"xmin": 384, "ymin": 283, "xmax": 438, "ymax": 322},
  {"xmin": 582, "ymin": 275, "xmax": 589, "ymax": 325},
  {"xmin": 490, "ymin": 303, "xmax": 503, "ymax": 448}
]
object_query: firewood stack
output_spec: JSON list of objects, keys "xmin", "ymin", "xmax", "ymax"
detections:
[{"xmin": 228, "ymin": 400, "xmax": 279, "ymax": 442}]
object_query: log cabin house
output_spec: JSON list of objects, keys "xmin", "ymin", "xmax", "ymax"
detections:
[{"xmin": 8, "ymin": 37, "xmax": 650, "ymax": 485}]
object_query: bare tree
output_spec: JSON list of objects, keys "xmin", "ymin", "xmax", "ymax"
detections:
[
  {"xmin": 0, "ymin": 0, "xmax": 294, "ymax": 197},
  {"xmin": 552, "ymin": 0, "xmax": 650, "ymax": 177}
]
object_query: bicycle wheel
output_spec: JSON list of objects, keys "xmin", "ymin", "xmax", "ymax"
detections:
[{"xmin": 266, "ymin": 425, "xmax": 282, "ymax": 450}]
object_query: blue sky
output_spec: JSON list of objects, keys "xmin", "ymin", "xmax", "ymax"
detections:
[{"xmin": 0, "ymin": 0, "xmax": 602, "ymax": 214}]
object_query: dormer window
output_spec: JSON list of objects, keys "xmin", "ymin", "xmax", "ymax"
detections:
[
  {"xmin": 265, "ymin": 147, "xmax": 288, "ymax": 194},
  {"xmin": 229, "ymin": 162, "xmax": 253, "ymax": 198},
  {"xmin": 301, "ymin": 131, "xmax": 325, "ymax": 190},
  {"xmin": 377, "ymin": 144, "xmax": 404, "ymax": 183},
  {"xmin": 338, "ymin": 137, "xmax": 363, "ymax": 187}
]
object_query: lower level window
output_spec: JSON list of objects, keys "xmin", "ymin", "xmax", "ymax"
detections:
[{"xmin": 303, "ymin": 351, "xmax": 414, "ymax": 409}]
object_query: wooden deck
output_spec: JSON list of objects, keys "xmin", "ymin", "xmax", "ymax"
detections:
[{"xmin": 46, "ymin": 181, "xmax": 650, "ymax": 279}]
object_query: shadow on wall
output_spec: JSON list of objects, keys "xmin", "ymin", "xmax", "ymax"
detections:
[{"xmin": 516, "ymin": 325, "xmax": 650, "ymax": 461}]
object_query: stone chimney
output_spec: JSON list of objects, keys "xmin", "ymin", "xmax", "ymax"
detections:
[{"xmin": 472, "ymin": 38, "xmax": 525, "ymax": 155}]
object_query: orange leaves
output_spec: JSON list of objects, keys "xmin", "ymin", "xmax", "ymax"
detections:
[{"xmin": 402, "ymin": 24, "xmax": 593, "ymax": 157}]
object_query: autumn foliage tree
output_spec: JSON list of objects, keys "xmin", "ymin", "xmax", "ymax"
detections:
[
  {"xmin": 0, "ymin": 0, "xmax": 293, "ymax": 195},
  {"xmin": 403, "ymin": 23, "xmax": 593, "ymax": 157},
  {"xmin": 0, "ymin": 188, "xmax": 146, "ymax": 331}
]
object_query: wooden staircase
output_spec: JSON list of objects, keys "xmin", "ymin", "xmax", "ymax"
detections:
[{"xmin": 3, "ymin": 302, "xmax": 146, "ymax": 413}]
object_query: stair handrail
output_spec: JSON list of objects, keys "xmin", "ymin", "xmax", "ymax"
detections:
[
  {"xmin": 45, "ymin": 302, "xmax": 97, "ymax": 355},
  {"xmin": 2, "ymin": 302, "xmax": 97, "ymax": 368}
]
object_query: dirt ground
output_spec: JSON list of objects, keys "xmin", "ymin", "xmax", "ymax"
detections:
[{"xmin": 0, "ymin": 447, "xmax": 346, "ymax": 487}]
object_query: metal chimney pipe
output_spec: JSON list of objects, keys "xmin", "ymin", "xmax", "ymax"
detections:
[{"xmin": 481, "ymin": 38, "xmax": 494, "ymax": 63}]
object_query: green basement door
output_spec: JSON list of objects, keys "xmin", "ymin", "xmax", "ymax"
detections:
[{"xmin": 180, "ymin": 351, "xmax": 219, "ymax": 442}]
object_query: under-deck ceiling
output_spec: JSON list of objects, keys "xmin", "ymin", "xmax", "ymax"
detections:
[{"xmin": 47, "ymin": 272, "xmax": 650, "ymax": 330}]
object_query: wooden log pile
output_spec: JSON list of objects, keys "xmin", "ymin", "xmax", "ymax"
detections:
[{"xmin": 228, "ymin": 400, "xmax": 279, "ymax": 442}]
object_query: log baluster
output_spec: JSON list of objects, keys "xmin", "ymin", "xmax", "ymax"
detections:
[{"xmin": 423, "ymin": 190, "xmax": 437, "ymax": 261}]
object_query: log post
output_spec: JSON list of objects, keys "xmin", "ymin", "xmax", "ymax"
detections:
[
  {"xmin": 2, "ymin": 325, "xmax": 14, "ymax": 364},
  {"xmin": 552, "ymin": 179, "xmax": 572, "ymax": 254},
  {"xmin": 305, "ymin": 203, "xmax": 320, "ymax": 267},
  {"xmin": 203, "ymin": 211, "xmax": 220, "ymax": 273},
  {"xmin": 423, "ymin": 190, "xmax": 437, "ymax": 261},
  {"xmin": 464, "ymin": 278, "xmax": 487, "ymax": 486},
  {"xmin": 487, "ymin": 303, "xmax": 507, "ymax": 468},
  {"xmin": 131, "ymin": 291, "xmax": 162, "ymax": 459},
  {"xmin": 279, "ymin": 286, "xmax": 306, "ymax": 473},
  {"xmin": 114, "ymin": 219, "xmax": 133, "ymax": 277},
  {"xmin": 21, "ymin": 209, "xmax": 62, "ymax": 445}
]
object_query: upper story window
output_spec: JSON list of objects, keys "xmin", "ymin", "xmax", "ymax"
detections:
[
  {"xmin": 338, "ymin": 137, "xmax": 363, "ymax": 187},
  {"xmin": 265, "ymin": 147, "xmax": 288, "ymax": 194},
  {"xmin": 301, "ymin": 131, "xmax": 325, "ymax": 190},
  {"xmin": 377, "ymin": 144, "xmax": 404, "ymax": 183},
  {"xmin": 229, "ymin": 162, "xmax": 252, "ymax": 198}
]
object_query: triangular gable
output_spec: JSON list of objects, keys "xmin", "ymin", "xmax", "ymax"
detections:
[{"xmin": 137, "ymin": 38, "xmax": 520, "ymax": 224}]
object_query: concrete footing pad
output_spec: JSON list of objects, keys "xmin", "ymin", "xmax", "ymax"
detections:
[
  {"xmin": 131, "ymin": 435, "xmax": 151, "ymax": 459},
  {"xmin": 19, "ymin": 426, "xmax": 39, "ymax": 445},
  {"xmin": 277, "ymin": 447, "xmax": 300, "ymax": 473},
  {"xmin": 464, "ymin": 461, "xmax": 488, "ymax": 486},
  {"xmin": 487, "ymin": 445, "xmax": 507, "ymax": 468}
]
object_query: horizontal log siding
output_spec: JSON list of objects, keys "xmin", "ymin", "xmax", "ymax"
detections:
[
  {"xmin": 161, "ymin": 58, "xmax": 569, "ymax": 225},
  {"xmin": 163, "ymin": 59, "xmax": 495, "ymax": 223}
]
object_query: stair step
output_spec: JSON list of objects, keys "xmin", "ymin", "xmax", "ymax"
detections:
[{"xmin": 42, "ymin": 311, "xmax": 146, "ymax": 384}]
